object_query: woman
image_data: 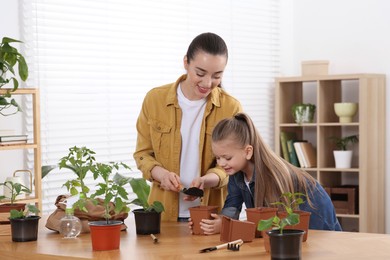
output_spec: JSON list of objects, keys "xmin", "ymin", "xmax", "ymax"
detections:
[
  {"xmin": 190, "ymin": 112, "xmax": 341, "ymax": 234},
  {"xmin": 133, "ymin": 32, "xmax": 242, "ymax": 222}
]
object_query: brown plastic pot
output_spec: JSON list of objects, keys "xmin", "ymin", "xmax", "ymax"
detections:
[
  {"xmin": 220, "ymin": 216, "xmax": 255, "ymax": 242},
  {"xmin": 246, "ymin": 207, "xmax": 277, "ymax": 238},
  {"xmin": 89, "ymin": 220, "xmax": 122, "ymax": 251},
  {"xmin": 189, "ymin": 205, "xmax": 218, "ymax": 235}
]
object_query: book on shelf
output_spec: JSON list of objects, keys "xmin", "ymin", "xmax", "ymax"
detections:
[
  {"xmin": 299, "ymin": 142, "xmax": 317, "ymax": 167},
  {"xmin": 287, "ymin": 139, "xmax": 301, "ymax": 167},
  {"xmin": 0, "ymin": 135, "xmax": 28, "ymax": 145},
  {"xmin": 0, "ymin": 139, "xmax": 28, "ymax": 145},
  {"xmin": 280, "ymin": 131, "xmax": 297, "ymax": 163},
  {"xmin": 293, "ymin": 141, "xmax": 316, "ymax": 168},
  {"xmin": 293, "ymin": 141, "xmax": 307, "ymax": 168}
]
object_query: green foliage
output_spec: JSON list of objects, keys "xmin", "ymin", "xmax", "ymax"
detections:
[
  {"xmin": 329, "ymin": 135, "xmax": 359, "ymax": 151},
  {"xmin": 0, "ymin": 37, "xmax": 28, "ymax": 116},
  {"xmin": 257, "ymin": 192, "xmax": 306, "ymax": 234},
  {"xmin": 90, "ymin": 162, "xmax": 132, "ymax": 222},
  {"xmin": 9, "ymin": 204, "xmax": 40, "ymax": 219},
  {"xmin": 0, "ymin": 181, "xmax": 31, "ymax": 204},
  {"xmin": 43, "ymin": 146, "xmax": 97, "ymax": 198},
  {"xmin": 129, "ymin": 178, "xmax": 164, "ymax": 213}
]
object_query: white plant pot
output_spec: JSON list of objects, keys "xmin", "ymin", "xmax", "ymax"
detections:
[{"xmin": 333, "ymin": 150, "xmax": 353, "ymax": 168}]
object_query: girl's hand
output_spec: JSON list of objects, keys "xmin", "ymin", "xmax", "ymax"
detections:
[{"xmin": 199, "ymin": 213, "xmax": 222, "ymax": 235}]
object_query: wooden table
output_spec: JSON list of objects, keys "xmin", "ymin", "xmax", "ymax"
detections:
[{"xmin": 1, "ymin": 215, "xmax": 390, "ymax": 260}]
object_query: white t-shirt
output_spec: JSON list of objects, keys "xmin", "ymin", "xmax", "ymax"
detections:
[{"xmin": 177, "ymin": 85, "xmax": 207, "ymax": 218}]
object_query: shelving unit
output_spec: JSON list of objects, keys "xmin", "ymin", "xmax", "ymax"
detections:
[
  {"xmin": 0, "ymin": 88, "xmax": 42, "ymax": 213},
  {"xmin": 275, "ymin": 74, "xmax": 385, "ymax": 233}
]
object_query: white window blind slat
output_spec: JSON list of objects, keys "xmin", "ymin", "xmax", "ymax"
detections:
[{"xmin": 21, "ymin": 0, "xmax": 281, "ymax": 214}]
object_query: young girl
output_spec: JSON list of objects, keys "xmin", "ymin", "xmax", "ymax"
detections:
[{"xmin": 190, "ymin": 112, "xmax": 341, "ymax": 234}]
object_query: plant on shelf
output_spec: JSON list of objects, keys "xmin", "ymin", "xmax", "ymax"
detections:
[
  {"xmin": 291, "ymin": 103, "xmax": 316, "ymax": 124},
  {"xmin": 329, "ymin": 134, "xmax": 359, "ymax": 151},
  {"xmin": 257, "ymin": 192, "xmax": 308, "ymax": 259},
  {"xmin": 0, "ymin": 37, "xmax": 29, "ymax": 116},
  {"xmin": 129, "ymin": 177, "xmax": 164, "ymax": 235},
  {"xmin": 329, "ymin": 134, "xmax": 359, "ymax": 168},
  {"xmin": 9, "ymin": 204, "xmax": 41, "ymax": 242}
]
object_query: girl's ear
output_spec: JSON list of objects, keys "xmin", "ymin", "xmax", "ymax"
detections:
[{"xmin": 245, "ymin": 145, "xmax": 253, "ymax": 160}]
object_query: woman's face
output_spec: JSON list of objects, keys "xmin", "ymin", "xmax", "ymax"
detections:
[
  {"xmin": 212, "ymin": 138, "xmax": 253, "ymax": 176},
  {"xmin": 182, "ymin": 50, "xmax": 227, "ymax": 100}
]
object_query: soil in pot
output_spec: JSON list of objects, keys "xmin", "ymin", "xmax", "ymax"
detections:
[
  {"xmin": 267, "ymin": 229, "xmax": 305, "ymax": 260},
  {"xmin": 89, "ymin": 220, "xmax": 122, "ymax": 251},
  {"xmin": 133, "ymin": 209, "xmax": 161, "ymax": 235},
  {"xmin": 189, "ymin": 205, "xmax": 218, "ymax": 235},
  {"xmin": 10, "ymin": 216, "xmax": 41, "ymax": 242}
]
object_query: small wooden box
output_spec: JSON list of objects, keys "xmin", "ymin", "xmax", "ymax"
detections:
[
  {"xmin": 325, "ymin": 185, "xmax": 359, "ymax": 214},
  {"xmin": 301, "ymin": 60, "xmax": 329, "ymax": 76}
]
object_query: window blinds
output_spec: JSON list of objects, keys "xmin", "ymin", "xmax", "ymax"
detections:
[{"xmin": 21, "ymin": 0, "xmax": 280, "ymax": 214}]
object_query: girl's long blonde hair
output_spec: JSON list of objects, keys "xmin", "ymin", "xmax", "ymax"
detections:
[{"xmin": 212, "ymin": 113, "xmax": 317, "ymax": 208}]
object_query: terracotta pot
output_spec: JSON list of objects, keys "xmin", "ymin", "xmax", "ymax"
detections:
[
  {"xmin": 267, "ymin": 229, "xmax": 305, "ymax": 260},
  {"xmin": 189, "ymin": 205, "xmax": 218, "ymax": 235},
  {"xmin": 246, "ymin": 207, "xmax": 278, "ymax": 238},
  {"xmin": 89, "ymin": 220, "xmax": 122, "ymax": 251},
  {"xmin": 10, "ymin": 216, "xmax": 41, "ymax": 242},
  {"xmin": 133, "ymin": 209, "xmax": 161, "ymax": 235},
  {"xmin": 0, "ymin": 203, "xmax": 26, "ymax": 224},
  {"xmin": 220, "ymin": 216, "xmax": 255, "ymax": 242}
]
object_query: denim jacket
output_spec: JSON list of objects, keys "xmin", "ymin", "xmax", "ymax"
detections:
[{"xmin": 221, "ymin": 171, "xmax": 342, "ymax": 231}]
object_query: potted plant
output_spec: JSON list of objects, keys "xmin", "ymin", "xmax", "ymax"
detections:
[
  {"xmin": 9, "ymin": 204, "xmax": 40, "ymax": 242},
  {"xmin": 0, "ymin": 37, "xmax": 29, "ymax": 116},
  {"xmin": 291, "ymin": 103, "xmax": 316, "ymax": 124},
  {"xmin": 88, "ymin": 161, "xmax": 132, "ymax": 251},
  {"xmin": 257, "ymin": 192, "xmax": 308, "ymax": 259},
  {"xmin": 330, "ymin": 134, "xmax": 359, "ymax": 168},
  {"xmin": 43, "ymin": 146, "xmax": 129, "ymax": 234},
  {"xmin": 0, "ymin": 180, "xmax": 31, "ymax": 223},
  {"xmin": 129, "ymin": 177, "xmax": 165, "ymax": 235}
]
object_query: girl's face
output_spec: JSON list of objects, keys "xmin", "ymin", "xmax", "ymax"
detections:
[
  {"xmin": 212, "ymin": 138, "xmax": 253, "ymax": 176},
  {"xmin": 182, "ymin": 50, "xmax": 227, "ymax": 100}
]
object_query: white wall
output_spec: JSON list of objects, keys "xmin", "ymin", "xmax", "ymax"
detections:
[{"xmin": 281, "ymin": 0, "xmax": 390, "ymax": 233}]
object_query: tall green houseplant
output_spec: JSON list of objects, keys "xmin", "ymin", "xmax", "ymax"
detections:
[{"xmin": 0, "ymin": 37, "xmax": 29, "ymax": 116}]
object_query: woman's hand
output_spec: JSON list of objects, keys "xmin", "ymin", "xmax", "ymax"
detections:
[{"xmin": 160, "ymin": 171, "xmax": 181, "ymax": 191}]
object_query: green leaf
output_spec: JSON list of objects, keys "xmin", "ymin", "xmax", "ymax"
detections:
[
  {"xmin": 257, "ymin": 216, "xmax": 276, "ymax": 231},
  {"xmin": 2, "ymin": 37, "xmax": 22, "ymax": 44},
  {"xmin": 129, "ymin": 178, "xmax": 150, "ymax": 209},
  {"xmin": 149, "ymin": 201, "xmax": 165, "ymax": 213},
  {"xmin": 17, "ymin": 55, "xmax": 28, "ymax": 81}
]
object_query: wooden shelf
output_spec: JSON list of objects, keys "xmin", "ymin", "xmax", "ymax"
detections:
[
  {"xmin": 0, "ymin": 88, "xmax": 42, "ymax": 214},
  {"xmin": 275, "ymin": 74, "xmax": 386, "ymax": 233}
]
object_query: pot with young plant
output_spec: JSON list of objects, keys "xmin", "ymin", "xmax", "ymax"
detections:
[
  {"xmin": 0, "ymin": 37, "xmax": 29, "ymax": 116},
  {"xmin": 330, "ymin": 135, "xmax": 359, "ymax": 168},
  {"xmin": 0, "ymin": 181, "xmax": 31, "ymax": 223},
  {"xmin": 128, "ymin": 177, "xmax": 164, "ymax": 235},
  {"xmin": 9, "ymin": 204, "xmax": 40, "ymax": 242},
  {"xmin": 257, "ymin": 192, "xmax": 309, "ymax": 259},
  {"xmin": 88, "ymin": 162, "xmax": 131, "ymax": 251}
]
